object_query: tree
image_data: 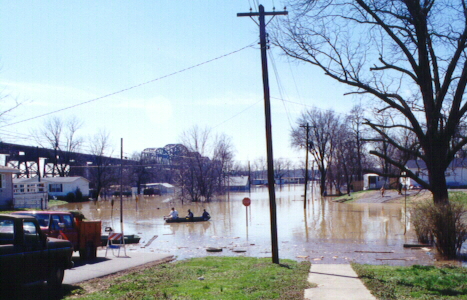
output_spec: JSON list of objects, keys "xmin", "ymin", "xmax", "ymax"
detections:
[
  {"xmin": 178, "ymin": 126, "xmax": 234, "ymax": 202},
  {"xmin": 129, "ymin": 151, "xmax": 151, "ymax": 194},
  {"xmin": 0, "ymin": 93, "xmax": 21, "ymax": 129},
  {"xmin": 276, "ymin": 0, "xmax": 467, "ymax": 205},
  {"xmin": 88, "ymin": 130, "xmax": 116, "ymax": 200},
  {"xmin": 31, "ymin": 116, "xmax": 83, "ymax": 177},
  {"xmin": 291, "ymin": 108, "xmax": 341, "ymax": 195}
]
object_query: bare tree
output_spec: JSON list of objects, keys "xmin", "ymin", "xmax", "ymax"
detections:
[
  {"xmin": 291, "ymin": 108, "xmax": 341, "ymax": 195},
  {"xmin": 0, "ymin": 92, "xmax": 21, "ymax": 127},
  {"xmin": 276, "ymin": 0, "xmax": 467, "ymax": 205},
  {"xmin": 178, "ymin": 126, "xmax": 234, "ymax": 202},
  {"xmin": 274, "ymin": 158, "xmax": 292, "ymax": 185},
  {"xmin": 31, "ymin": 116, "xmax": 83, "ymax": 177},
  {"xmin": 129, "ymin": 151, "xmax": 151, "ymax": 194},
  {"xmin": 88, "ymin": 130, "xmax": 116, "ymax": 200}
]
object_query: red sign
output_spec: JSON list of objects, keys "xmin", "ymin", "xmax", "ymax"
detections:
[{"xmin": 242, "ymin": 197, "xmax": 251, "ymax": 207}]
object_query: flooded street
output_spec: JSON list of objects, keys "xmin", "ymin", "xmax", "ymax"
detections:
[{"xmin": 59, "ymin": 185, "xmax": 433, "ymax": 266}]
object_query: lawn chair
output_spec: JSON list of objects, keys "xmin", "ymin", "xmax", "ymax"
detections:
[{"xmin": 105, "ymin": 228, "xmax": 127, "ymax": 257}]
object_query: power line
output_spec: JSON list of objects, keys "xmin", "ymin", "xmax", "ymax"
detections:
[
  {"xmin": 212, "ymin": 98, "xmax": 262, "ymax": 129},
  {"xmin": 0, "ymin": 43, "xmax": 256, "ymax": 129},
  {"xmin": 268, "ymin": 48, "xmax": 293, "ymax": 128}
]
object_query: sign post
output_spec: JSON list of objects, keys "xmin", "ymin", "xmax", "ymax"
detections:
[{"xmin": 243, "ymin": 197, "xmax": 251, "ymax": 239}]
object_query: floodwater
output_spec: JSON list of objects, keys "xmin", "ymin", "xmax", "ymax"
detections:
[{"xmin": 59, "ymin": 184, "xmax": 434, "ymax": 266}]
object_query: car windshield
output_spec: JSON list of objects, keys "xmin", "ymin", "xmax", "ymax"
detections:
[
  {"xmin": 16, "ymin": 213, "xmax": 49, "ymax": 227},
  {"xmin": 33, "ymin": 214, "xmax": 50, "ymax": 227}
]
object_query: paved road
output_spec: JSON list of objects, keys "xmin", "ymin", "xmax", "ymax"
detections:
[{"xmin": 64, "ymin": 250, "xmax": 174, "ymax": 284}]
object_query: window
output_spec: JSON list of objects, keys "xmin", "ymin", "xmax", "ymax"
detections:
[
  {"xmin": 0, "ymin": 218, "xmax": 14, "ymax": 244},
  {"xmin": 0, "ymin": 174, "xmax": 4, "ymax": 189},
  {"xmin": 49, "ymin": 183, "xmax": 63, "ymax": 193},
  {"xmin": 23, "ymin": 220, "xmax": 40, "ymax": 246},
  {"xmin": 51, "ymin": 215, "xmax": 61, "ymax": 230},
  {"xmin": 62, "ymin": 215, "xmax": 73, "ymax": 229}
]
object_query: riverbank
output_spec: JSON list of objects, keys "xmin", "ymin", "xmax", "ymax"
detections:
[{"xmin": 334, "ymin": 189, "xmax": 433, "ymax": 204}]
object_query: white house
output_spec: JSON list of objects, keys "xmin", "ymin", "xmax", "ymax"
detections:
[
  {"xmin": 363, "ymin": 173, "xmax": 387, "ymax": 190},
  {"xmin": 404, "ymin": 159, "xmax": 467, "ymax": 188},
  {"xmin": 144, "ymin": 183, "xmax": 175, "ymax": 194},
  {"xmin": 14, "ymin": 176, "xmax": 90, "ymax": 198},
  {"xmin": 225, "ymin": 176, "xmax": 250, "ymax": 191},
  {"xmin": 0, "ymin": 166, "xmax": 20, "ymax": 209}
]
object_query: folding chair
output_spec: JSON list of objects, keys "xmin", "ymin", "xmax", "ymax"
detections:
[{"xmin": 105, "ymin": 229, "xmax": 127, "ymax": 257}]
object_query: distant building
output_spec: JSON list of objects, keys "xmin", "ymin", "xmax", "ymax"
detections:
[
  {"xmin": 363, "ymin": 173, "xmax": 386, "ymax": 190},
  {"xmin": 225, "ymin": 176, "xmax": 250, "ymax": 191},
  {"xmin": 0, "ymin": 166, "xmax": 20, "ymax": 209},
  {"xmin": 144, "ymin": 183, "xmax": 175, "ymax": 194},
  {"xmin": 14, "ymin": 176, "xmax": 90, "ymax": 198},
  {"xmin": 404, "ymin": 158, "xmax": 467, "ymax": 188}
]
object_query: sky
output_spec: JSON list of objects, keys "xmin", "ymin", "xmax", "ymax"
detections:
[{"xmin": 0, "ymin": 1, "xmax": 354, "ymax": 165}]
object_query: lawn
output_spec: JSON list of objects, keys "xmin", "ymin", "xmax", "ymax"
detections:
[
  {"xmin": 353, "ymin": 264, "xmax": 467, "ymax": 299},
  {"xmin": 66, "ymin": 256, "xmax": 312, "ymax": 300}
]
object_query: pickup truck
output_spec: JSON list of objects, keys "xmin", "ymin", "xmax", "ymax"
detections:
[
  {"xmin": 12, "ymin": 211, "xmax": 101, "ymax": 260},
  {"xmin": 0, "ymin": 214, "xmax": 74, "ymax": 290}
]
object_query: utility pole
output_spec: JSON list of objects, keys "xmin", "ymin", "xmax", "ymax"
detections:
[
  {"xmin": 238, "ymin": 5, "xmax": 287, "ymax": 265},
  {"xmin": 300, "ymin": 123, "xmax": 310, "ymax": 209},
  {"xmin": 120, "ymin": 138, "xmax": 124, "ymax": 234}
]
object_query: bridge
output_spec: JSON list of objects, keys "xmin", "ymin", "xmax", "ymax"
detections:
[{"xmin": 0, "ymin": 142, "xmax": 126, "ymax": 178}]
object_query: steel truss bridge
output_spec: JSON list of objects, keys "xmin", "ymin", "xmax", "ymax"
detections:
[{"xmin": 0, "ymin": 142, "xmax": 125, "ymax": 178}]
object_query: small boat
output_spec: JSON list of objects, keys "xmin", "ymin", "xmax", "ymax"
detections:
[
  {"xmin": 165, "ymin": 216, "xmax": 211, "ymax": 223},
  {"xmin": 101, "ymin": 234, "xmax": 141, "ymax": 246}
]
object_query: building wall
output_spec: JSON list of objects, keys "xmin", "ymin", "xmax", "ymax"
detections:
[
  {"xmin": 48, "ymin": 179, "xmax": 90, "ymax": 197},
  {"xmin": 0, "ymin": 173, "xmax": 14, "ymax": 208}
]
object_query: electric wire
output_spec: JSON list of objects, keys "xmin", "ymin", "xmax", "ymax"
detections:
[
  {"xmin": 268, "ymin": 48, "xmax": 293, "ymax": 128},
  {"xmin": 212, "ymin": 98, "xmax": 263, "ymax": 130},
  {"xmin": 0, "ymin": 43, "xmax": 256, "ymax": 129}
]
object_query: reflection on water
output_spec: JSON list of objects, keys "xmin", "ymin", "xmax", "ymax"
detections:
[{"xmin": 59, "ymin": 185, "xmax": 433, "ymax": 265}]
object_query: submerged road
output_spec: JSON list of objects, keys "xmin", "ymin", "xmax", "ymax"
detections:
[{"xmin": 64, "ymin": 250, "xmax": 174, "ymax": 284}]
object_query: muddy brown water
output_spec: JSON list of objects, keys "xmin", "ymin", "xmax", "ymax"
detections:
[{"xmin": 59, "ymin": 185, "xmax": 434, "ymax": 266}]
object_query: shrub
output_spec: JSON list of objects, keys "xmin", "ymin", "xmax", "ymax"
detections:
[
  {"xmin": 65, "ymin": 192, "xmax": 76, "ymax": 202},
  {"xmin": 411, "ymin": 199, "xmax": 467, "ymax": 259},
  {"xmin": 75, "ymin": 187, "xmax": 83, "ymax": 202}
]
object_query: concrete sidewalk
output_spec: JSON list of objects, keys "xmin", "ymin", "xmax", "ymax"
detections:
[
  {"xmin": 64, "ymin": 250, "xmax": 174, "ymax": 284},
  {"xmin": 304, "ymin": 264, "xmax": 376, "ymax": 300}
]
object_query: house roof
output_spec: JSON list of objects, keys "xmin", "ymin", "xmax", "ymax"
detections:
[
  {"xmin": 406, "ymin": 158, "xmax": 467, "ymax": 170},
  {"xmin": 0, "ymin": 166, "xmax": 20, "ymax": 174},
  {"xmin": 145, "ymin": 183, "xmax": 175, "ymax": 188},
  {"xmin": 14, "ymin": 176, "xmax": 89, "ymax": 184},
  {"xmin": 226, "ymin": 176, "xmax": 249, "ymax": 187}
]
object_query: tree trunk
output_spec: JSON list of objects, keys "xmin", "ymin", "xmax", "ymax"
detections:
[{"xmin": 430, "ymin": 170, "xmax": 449, "ymax": 205}]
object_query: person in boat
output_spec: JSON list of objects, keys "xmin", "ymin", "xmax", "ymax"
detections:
[
  {"xmin": 186, "ymin": 209, "xmax": 194, "ymax": 221},
  {"xmin": 165, "ymin": 207, "xmax": 179, "ymax": 220},
  {"xmin": 202, "ymin": 209, "xmax": 210, "ymax": 220}
]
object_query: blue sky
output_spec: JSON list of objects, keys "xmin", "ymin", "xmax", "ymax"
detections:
[{"xmin": 0, "ymin": 1, "xmax": 352, "ymax": 165}]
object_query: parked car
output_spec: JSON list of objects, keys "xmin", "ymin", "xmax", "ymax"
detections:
[
  {"xmin": 0, "ymin": 214, "xmax": 74, "ymax": 290},
  {"xmin": 12, "ymin": 211, "xmax": 101, "ymax": 259}
]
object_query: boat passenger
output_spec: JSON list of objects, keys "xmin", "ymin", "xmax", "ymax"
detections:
[
  {"xmin": 186, "ymin": 209, "xmax": 194, "ymax": 221},
  {"xmin": 202, "ymin": 209, "xmax": 210, "ymax": 220},
  {"xmin": 165, "ymin": 207, "xmax": 179, "ymax": 220}
]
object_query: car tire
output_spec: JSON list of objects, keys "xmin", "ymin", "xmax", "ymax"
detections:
[{"xmin": 47, "ymin": 265, "xmax": 64, "ymax": 289}]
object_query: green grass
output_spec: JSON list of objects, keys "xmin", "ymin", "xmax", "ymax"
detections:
[
  {"xmin": 353, "ymin": 263, "xmax": 467, "ymax": 299},
  {"xmin": 333, "ymin": 190, "xmax": 367, "ymax": 202},
  {"xmin": 66, "ymin": 257, "xmax": 312, "ymax": 300},
  {"xmin": 449, "ymin": 191, "xmax": 467, "ymax": 205}
]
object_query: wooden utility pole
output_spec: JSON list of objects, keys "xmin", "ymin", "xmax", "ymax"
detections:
[
  {"xmin": 300, "ymin": 123, "xmax": 310, "ymax": 209},
  {"xmin": 238, "ymin": 5, "xmax": 287, "ymax": 265},
  {"xmin": 120, "ymin": 138, "xmax": 124, "ymax": 234}
]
